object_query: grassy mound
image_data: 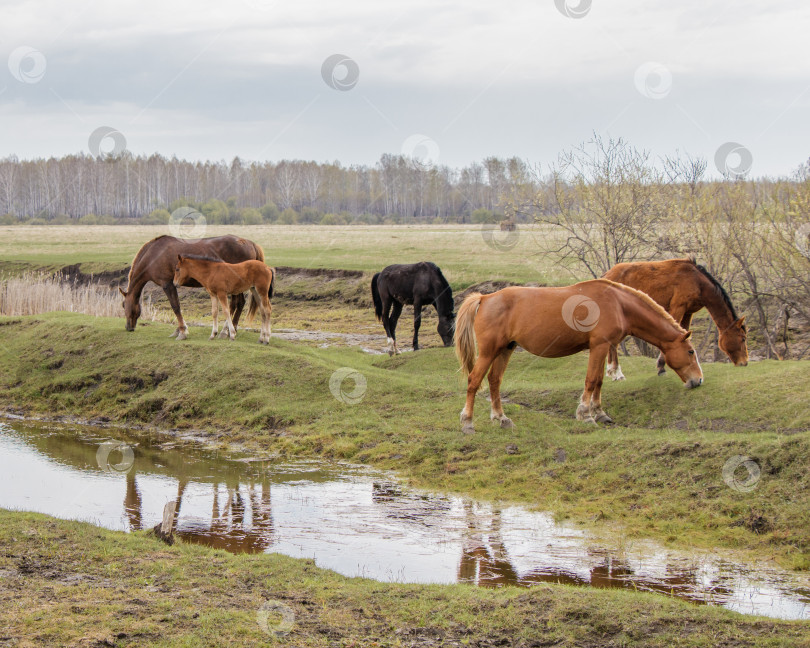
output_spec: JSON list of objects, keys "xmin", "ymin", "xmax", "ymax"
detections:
[{"xmin": 1, "ymin": 312, "xmax": 808, "ymax": 570}]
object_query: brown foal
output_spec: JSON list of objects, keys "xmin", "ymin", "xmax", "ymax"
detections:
[{"xmin": 173, "ymin": 256, "xmax": 275, "ymax": 343}]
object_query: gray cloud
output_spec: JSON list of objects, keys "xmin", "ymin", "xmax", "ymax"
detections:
[{"xmin": 1, "ymin": 0, "xmax": 809, "ymax": 176}]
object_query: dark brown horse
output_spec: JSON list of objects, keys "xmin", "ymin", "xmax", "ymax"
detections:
[
  {"xmin": 119, "ymin": 235, "xmax": 264, "ymax": 340},
  {"xmin": 455, "ymin": 280, "xmax": 703, "ymax": 432},
  {"xmin": 602, "ymin": 258, "xmax": 747, "ymax": 380},
  {"xmin": 371, "ymin": 262, "xmax": 455, "ymax": 355}
]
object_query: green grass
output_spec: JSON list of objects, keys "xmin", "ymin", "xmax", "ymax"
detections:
[
  {"xmin": 1, "ymin": 510, "xmax": 808, "ymax": 648},
  {"xmin": 1, "ymin": 312, "xmax": 809, "ymax": 571}
]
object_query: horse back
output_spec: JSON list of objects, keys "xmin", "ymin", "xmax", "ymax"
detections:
[
  {"xmin": 132, "ymin": 235, "xmax": 263, "ymax": 286},
  {"xmin": 477, "ymin": 284, "xmax": 624, "ymax": 357},
  {"xmin": 378, "ymin": 261, "xmax": 450, "ymax": 309},
  {"xmin": 603, "ymin": 259, "xmax": 702, "ymax": 312}
]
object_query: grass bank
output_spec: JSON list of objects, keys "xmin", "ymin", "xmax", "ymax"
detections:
[
  {"xmin": 1, "ymin": 510, "xmax": 808, "ymax": 647},
  {"xmin": 1, "ymin": 312, "xmax": 809, "ymax": 571}
]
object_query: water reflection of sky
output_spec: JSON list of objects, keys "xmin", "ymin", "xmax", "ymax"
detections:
[{"xmin": 1, "ymin": 420, "xmax": 808, "ymax": 621}]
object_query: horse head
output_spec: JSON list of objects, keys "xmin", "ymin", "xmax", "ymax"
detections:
[
  {"xmin": 119, "ymin": 286, "xmax": 140, "ymax": 332},
  {"xmin": 662, "ymin": 331, "xmax": 703, "ymax": 389},
  {"xmin": 438, "ymin": 311, "xmax": 455, "ymax": 347},
  {"xmin": 719, "ymin": 316, "xmax": 748, "ymax": 366},
  {"xmin": 173, "ymin": 256, "xmax": 189, "ymax": 287}
]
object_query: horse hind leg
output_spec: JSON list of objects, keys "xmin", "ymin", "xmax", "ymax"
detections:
[
  {"xmin": 461, "ymin": 348, "xmax": 499, "ymax": 435},
  {"xmin": 230, "ymin": 292, "xmax": 246, "ymax": 332},
  {"xmin": 605, "ymin": 344, "xmax": 626, "ymax": 381},
  {"xmin": 488, "ymin": 346, "xmax": 515, "ymax": 429},
  {"xmin": 388, "ymin": 301, "xmax": 403, "ymax": 355}
]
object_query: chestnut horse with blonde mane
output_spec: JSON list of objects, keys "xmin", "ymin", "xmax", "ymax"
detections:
[
  {"xmin": 455, "ymin": 280, "xmax": 703, "ymax": 432},
  {"xmin": 174, "ymin": 256, "xmax": 275, "ymax": 343},
  {"xmin": 603, "ymin": 258, "xmax": 747, "ymax": 380}
]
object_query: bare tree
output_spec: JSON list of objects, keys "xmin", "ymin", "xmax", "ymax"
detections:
[{"xmin": 526, "ymin": 134, "xmax": 670, "ymax": 279}]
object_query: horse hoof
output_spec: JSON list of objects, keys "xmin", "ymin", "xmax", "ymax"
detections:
[
  {"xmin": 657, "ymin": 369, "xmax": 666, "ymax": 376},
  {"xmin": 500, "ymin": 417, "xmax": 514, "ymax": 429},
  {"xmin": 580, "ymin": 416, "xmax": 597, "ymax": 425},
  {"xmin": 169, "ymin": 329, "xmax": 178, "ymax": 338},
  {"xmin": 461, "ymin": 422, "xmax": 475, "ymax": 435},
  {"xmin": 176, "ymin": 332, "xmax": 187, "ymax": 341},
  {"xmin": 596, "ymin": 413, "xmax": 614, "ymax": 424}
]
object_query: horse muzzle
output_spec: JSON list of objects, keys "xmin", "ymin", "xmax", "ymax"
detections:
[{"xmin": 685, "ymin": 377, "xmax": 703, "ymax": 389}]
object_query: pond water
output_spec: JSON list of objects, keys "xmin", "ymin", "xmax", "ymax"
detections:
[{"xmin": 1, "ymin": 418, "xmax": 808, "ymax": 620}]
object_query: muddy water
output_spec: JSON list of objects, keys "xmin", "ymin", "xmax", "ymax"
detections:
[{"xmin": 1, "ymin": 419, "xmax": 808, "ymax": 620}]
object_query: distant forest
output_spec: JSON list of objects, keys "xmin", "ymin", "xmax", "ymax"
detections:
[{"xmin": 0, "ymin": 153, "xmax": 534, "ymax": 225}]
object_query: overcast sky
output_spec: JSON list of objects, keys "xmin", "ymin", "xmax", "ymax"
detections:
[{"xmin": 1, "ymin": 0, "xmax": 808, "ymax": 177}]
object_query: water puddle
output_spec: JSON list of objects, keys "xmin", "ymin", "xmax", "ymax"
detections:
[{"xmin": 1, "ymin": 419, "xmax": 808, "ymax": 620}]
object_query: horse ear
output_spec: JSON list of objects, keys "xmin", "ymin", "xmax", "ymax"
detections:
[
  {"xmin": 737, "ymin": 316, "xmax": 746, "ymax": 329},
  {"xmin": 177, "ymin": 255, "xmax": 184, "ymax": 263},
  {"xmin": 681, "ymin": 330, "xmax": 692, "ymax": 342},
  {"xmin": 119, "ymin": 287, "xmax": 127, "ymax": 297}
]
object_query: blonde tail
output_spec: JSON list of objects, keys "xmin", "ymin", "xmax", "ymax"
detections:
[{"xmin": 454, "ymin": 293, "xmax": 482, "ymax": 376}]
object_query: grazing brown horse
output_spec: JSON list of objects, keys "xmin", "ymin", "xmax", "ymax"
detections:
[
  {"xmin": 120, "ymin": 235, "xmax": 264, "ymax": 340},
  {"xmin": 603, "ymin": 258, "xmax": 747, "ymax": 380},
  {"xmin": 174, "ymin": 256, "xmax": 275, "ymax": 343},
  {"xmin": 455, "ymin": 280, "xmax": 703, "ymax": 432}
]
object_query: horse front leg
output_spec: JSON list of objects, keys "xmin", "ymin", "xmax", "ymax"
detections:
[
  {"xmin": 209, "ymin": 294, "xmax": 219, "ymax": 340},
  {"xmin": 461, "ymin": 350, "xmax": 498, "ymax": 434},
  {"xmin": 412, "ymin": 300, "xmax": 422, "ymax": 351},
  {"xmin": 606, "ymin": 344, "xmax": 626, "ymax": 381},
  {"xmin": 488, "ymin": 346, "xmax": 515, "ymax": 428},
  {"xmin": 217, "ymin": 293, "xmax": 235, "ymax": 340},
  {"xmin": 163, "ymin": 282, "xmax": 188, "ymax": 340},
  {"xmin": 578, "ymin": 343, "xmax": 610, "ymax": 424}
]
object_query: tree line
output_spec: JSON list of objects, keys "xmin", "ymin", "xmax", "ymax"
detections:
[{"xmin": 0, "ymin": 153, "xmax": 533, "ymax": 225}]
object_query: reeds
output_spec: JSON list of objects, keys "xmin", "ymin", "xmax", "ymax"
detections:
[{"xmin": 0, "ymin": 272, "xmax": 170, "ymax": 322}]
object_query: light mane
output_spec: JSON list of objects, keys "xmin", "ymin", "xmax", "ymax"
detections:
[{"xmin": 593, "ymin": 279, "xmax": 686, "ymax": 333}]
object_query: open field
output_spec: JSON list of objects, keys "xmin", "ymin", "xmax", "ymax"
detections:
[{"xmin": 0, "ymin": 224, "xmax": 575, "ymax": 287}]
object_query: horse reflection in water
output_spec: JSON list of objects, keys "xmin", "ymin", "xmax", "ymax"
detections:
[
  {"xmin": 124, "ymin": 472, "xmax": 274, "ymax": 553},
  {"xmin": 456, "ymin": 504, "xmax": 733, "ymax": 605}
]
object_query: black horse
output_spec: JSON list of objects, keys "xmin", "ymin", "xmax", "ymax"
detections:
[{"xmin": 371, "ymin": 262, "xmax": 455, "ymax": 354}]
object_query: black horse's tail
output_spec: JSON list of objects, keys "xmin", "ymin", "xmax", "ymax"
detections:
[
  {"xmin": 268, "ymin": 267, "xmax": 275, "ymax": 301},
  {"xmin": 371, "ymin": 272, "xmax": 383, "ymax": 321}
]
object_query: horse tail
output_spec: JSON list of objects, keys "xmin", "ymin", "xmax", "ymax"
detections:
[
  {"xmin": 371, "ymin": 273, "xmax": 383, "ymax": 321},
  {"xmin": 246, "ymin": 292, "xmax": 258, "ymax": 324},
  {"xmin": 253, "ymin": 242, "xmax": 265, "ymax": 262},
  {"xmin": 455, "ymin": 293, "xmax": 482, "ymax": 376},
  {"xmin": 245, "ymin": 266, "xmax": 273, "ymax": 325}
]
